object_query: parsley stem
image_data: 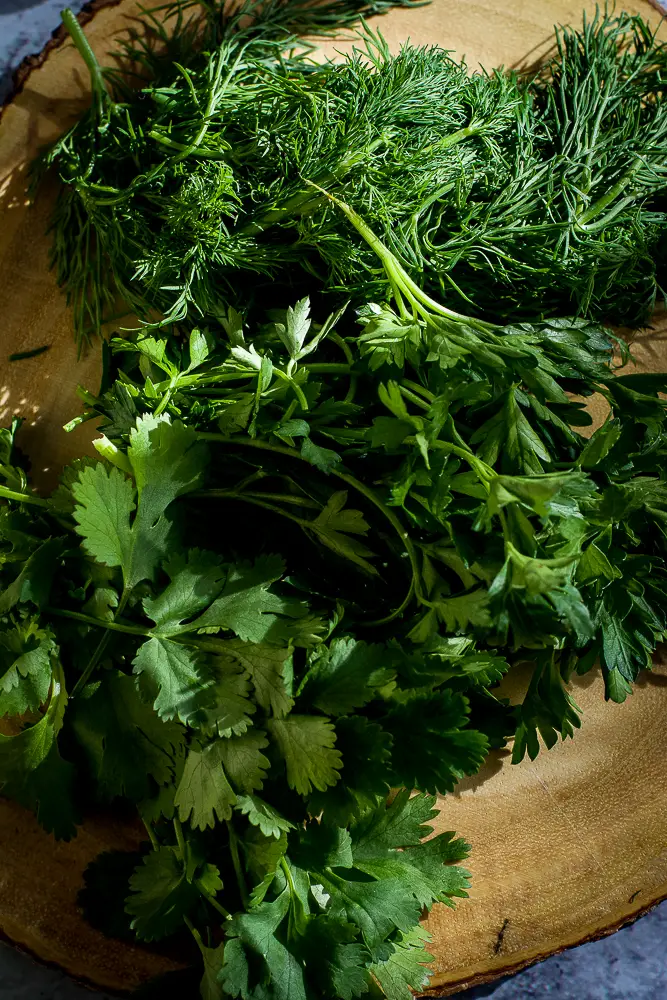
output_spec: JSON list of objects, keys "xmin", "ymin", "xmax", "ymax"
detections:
[
  {"xmin": 0, "ymin": 486, "xmax": 49, "ymax": 508},
  {"xmin": 397, "ymin": 385, "xmax": 430, "ymax": 411},
  {"xmin": 301, "ymin": 363, "xmax": 351, "ymax": 374},
  {"xmin": 226, "ymin": 820, "xmax": 250, "ymax": 909}
]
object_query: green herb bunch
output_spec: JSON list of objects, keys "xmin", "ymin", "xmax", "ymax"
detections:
[
  {"xmin": 0, "ymin": 413, "xmax": 476, "ymax": 999},
  {"xmin": 2, "ymin": 201, "xmax": 667, "ymax": 993},
  {"xmin": 41, "ymin": 3, "xmax": 667, "ymax": 351},
  {"xmin": 8, "ymin": 2, "xmax": 667, "ymax": 996}
]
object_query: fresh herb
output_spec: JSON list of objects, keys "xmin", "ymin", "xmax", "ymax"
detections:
[
  {"xmin": 2, "ymin": 232, "xmax": 666, "ymax": 988},
  {"xmin": 7, "ymin": 3, "xmax": 667, "ymax": 996},
  {"xmin": 40, "ymin": 5, "xmax": 667, "ymax": 350}
]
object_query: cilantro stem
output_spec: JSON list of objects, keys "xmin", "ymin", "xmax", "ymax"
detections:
[
  {"xmin": 141, "ymin": 818, "xmax": 160, "ymax": 851},
  {"xmin": 69, "ymin": 590, "xmax": 131, "ymax": 696},
  {"xmin": 279, "ymin": 856, "xmax": 296, "ymax": 893},
  {"xmin": 226, "ymin": 820, "xmax": 250, "ymax": 909},
  {"xmin": 197, "ymin": 433, "xmax": 424, "ymax": 608},
  {"xmin": 197, "ymin": 885, "xmax": 231, "ymax": 921},
  {"xmin": 47, "ymin": 606, "xmax": 149, "ymax": 636},
  {"xmin": 0, "ymin": 486, "xmax": 49, "ymax": 508},
  {"xmin": 173, "ymin": 816, "xmax": 187, "ymax": 857}
]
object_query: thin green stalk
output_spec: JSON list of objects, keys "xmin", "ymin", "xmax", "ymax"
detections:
[
  {"xmin": 197, "ymin": 884, "xmax": 232, "ymax": 921},
  {"xmin": 174, "ymin": 816, "xmax": 187, "ymax": 857},
  {"xmin": 302, "ymin": 362, "xmax": 352, "ymax": 374},
  {"xmin": 148, "ymin": 130, "xmax": 230, "ymax": 159},
  {"xmin": 226, "ymin": 820, "xmax": 250, "ymax": 909},
  {"xmin": 197, "ymin": 432, "xmax": 424, "ymax": 604},
  {"xmin": 0, "ymin": 486, "xmax": 49, "ymax": 508},
  {"xmin": 142, "ymin": 818, "xmax": 160, "ymax": 851},
  {"xmin": 304, "ymin": 179, "xmax": 496, "ymax": 330},
  {"xmin": 576, "ymin": 159, "xmax": 642, "ymax": 229},
  {"xmin": 397, "ymin": 385, "xmax": 430, "ymax": 411},
  {"xmin": 61, "ymin": 8, "xmax": 109, "ymax": 105},
  {"xmin": 70, "ymin": 590, "xmax": 130, "ymax": 696},
  {"xmin": 47, "ymin": 606, "xmax": 149, "ymax": 636}
]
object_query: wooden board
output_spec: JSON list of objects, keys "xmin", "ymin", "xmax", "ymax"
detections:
[{"xmin": 1, "ymin": 0, "xmax": 666, "ymax": 994}]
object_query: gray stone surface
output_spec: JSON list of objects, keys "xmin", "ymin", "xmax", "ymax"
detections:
[{"xmin": 1, "ymin": 0, "xmax": 666, "ymax": 996}]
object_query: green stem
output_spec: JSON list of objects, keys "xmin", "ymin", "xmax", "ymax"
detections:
[
  {"xmin": 302, "ymin": 363, "xmax": 351, "ymax": 374},
  {"xmin": 148, "ymin": 130, "xmax": 229, "ymax": 160},
  {"xmin": 398, "ymin": 385, "xmax": 430, "ymax": 411},
  {"xmin": 197, "ymin": 433, "xmax": 424, "ymax": 603},
  {"xmin": 197, "ymin": 884, "xmax": 232, "ymax": 920},
  {"xmin": 142, "ymin": 818, "xmax": 160, "ymax": 851},
  {"xmin": 304, "ymin": 180, "xmax": 496, "ymax": 330},
  {"xmin": 61, "ymin": 8, "xmax": 108, "ymax": 103},
  {"xmin": 70, "ymin": 590, "xmax": 130, "ymax": 696},
  {"xmin": 280, "ymin": 857, "xmax": 297, "ymax": 895},
  {"xmin": 576, "ymin": 159, "xmax": 642, "ymax": 229},
  {"xmin": 401, "ymin": 379, "xmax": 435, "ymax": 402},
  {"xmin": 47, "ymin": 606, "xmax": 149, "ymax": 637},
  {"xmin": 192, "ymin": 489, "xmax": 320, "ymax": 509},
  {"xmin": 226, "ymin": 820, "xmax": 250, "ymax": 909},
  {"xmin": 174, "ymin": 816, "xmax": 187, "ymax": 857},
  {"xmin": 0, "ymin": 486, "xmax": 49, "ymax": 508}
]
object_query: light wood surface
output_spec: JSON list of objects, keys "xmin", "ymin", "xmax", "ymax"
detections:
[{"xmin": 1, "ymin": 0, "xmax": 666, "ymax": 995}]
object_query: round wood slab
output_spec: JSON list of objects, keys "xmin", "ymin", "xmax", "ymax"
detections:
[{"xmin": 1, "ymin": 0, "xmax": 667, "ymax": 995}]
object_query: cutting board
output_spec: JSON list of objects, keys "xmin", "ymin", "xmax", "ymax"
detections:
[{"xmin": 1, "ymin": 0, "xmax": 666, "ymax": 994}]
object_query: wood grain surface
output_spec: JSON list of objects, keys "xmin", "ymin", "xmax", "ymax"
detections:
[{"xmin": 1, "ymin": 0, "xmax": 666, "ymax": 995}]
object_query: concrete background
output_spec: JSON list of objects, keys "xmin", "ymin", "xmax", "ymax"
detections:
[{"xmin": 1, "ymin": 1, "xmax": 666, "ymax": 996}]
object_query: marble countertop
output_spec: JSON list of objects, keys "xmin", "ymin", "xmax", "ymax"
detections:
[{"xmin": 1, "ymin": 2, "xmax": 666, "ymax": 997}]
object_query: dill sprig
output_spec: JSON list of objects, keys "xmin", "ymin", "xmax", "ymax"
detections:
[{"xmin": 40, "ymin": 3, "xmax": 667, "ymax": 350}]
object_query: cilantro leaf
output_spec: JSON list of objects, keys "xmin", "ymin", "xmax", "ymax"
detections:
[
  {"xmin": 70, "ymin": 670, "xmax": 184, "ymax": 801},
  {"xmin": 143, "ymin": 549, "xmax": 226, "ymax": 636},
  {"xmin": 267, "ymin": 715, "xmax": 342, "ymax": 795},
  {"xmin": 299, "ymin": 915, "xmax": 371, "ymax": 1000},
  {"xmin": 219, "ymin": 729, "xmax": 270, "ymax": 794},
  {"xmin": 192, "ymin": 655, "xmax": 257, "ymax": 737},
  {"xmin": 126, "ymin": 845, "xmax": 222, "ymax": 941},
  {"xmin": 0, "ymin": 615, "xmax": 55, "ymax": 717},
  {"xmin": 133, "ymin": 636, "xmax": 207, "ymax": 723},
  {"xmin": 0, "ymin": 662, "xmax": 77, "ymax": 839},
  {"xmin": 175, "ymin": 743, "xmax": 237, "ymax": 829},
  {"xmin": 235, "ymin": 794, "xmax": 294, "ymax": 840},
  {"xmin": 370, "ymin": 925, "xmax": 434, "ymax": 998},
  {"xmin": 299, "ymin": 638, "xmax": 394, "ymax": 715},
  {"xmin": 308, "ymin": 716, "xmax": 392, "ymax": 826},
  {"xmin": 186, "ymin": 556, "xmax": 297, "ymax": 644},
  {"xmin": 73, "ymin": 416, "xmax": 207, "ymax": 590},
  {"xmin": 221, "ymin": 891, "xmax": 307, "ymax": 1000},
  {"xmin": 72, "ymin": 464, "xmax": 135, "ymax": 572},
  {"xmin": 383, "ymin": 692, "xmax": 488, "ymax": 794},
  {"xmin": 216, "ymin": 639, "xmax": 293, "ymax": 719},
  {"xmin": 0, "ymin": 537, "xmax": 65, "ymax": 613}
]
